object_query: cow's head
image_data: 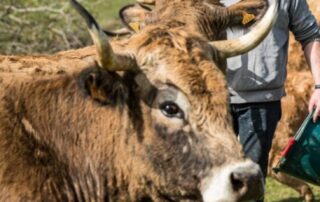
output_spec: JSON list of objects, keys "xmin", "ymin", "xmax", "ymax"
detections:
[{"xmin": 71, "ymin": 0, "xmax": 278, "ymax": 201}]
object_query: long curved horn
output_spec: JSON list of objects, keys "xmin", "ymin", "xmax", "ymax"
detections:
[
  {"xmin": 136, "ymin": 0, "xmax": 155, "ymax": 5},
  {"xmin": 210, "ymin": 0, "xmax": 279, "ymax": 58},
  {"xmin": 103, "ymin": 28, "xmax": 131, "ymax": 37},
  {"xmin": 70, "ymin": 0, "xmax": 136, "ymax": 71}
]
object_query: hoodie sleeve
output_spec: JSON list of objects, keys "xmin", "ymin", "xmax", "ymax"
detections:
[{"xmin": 289, "ymin": 0, "xmax": 320, "ymax": 48}]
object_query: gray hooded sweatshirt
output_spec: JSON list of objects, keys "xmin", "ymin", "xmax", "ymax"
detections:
[{"xmin": 221, "ymin": 0, "xmax": 320, "ymax": 104}]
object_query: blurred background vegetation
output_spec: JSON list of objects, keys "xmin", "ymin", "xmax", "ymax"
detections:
[{"xmin": 0, "ymin": 0, "xmax": 133, "ymax": 55}]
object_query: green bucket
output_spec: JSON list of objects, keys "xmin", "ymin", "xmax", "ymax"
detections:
[{"xmin": 273, "ymin": 110, "xmax": 320, "ymax": 186}]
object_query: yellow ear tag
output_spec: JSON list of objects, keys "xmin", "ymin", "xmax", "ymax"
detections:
[
  {"xmin": 242, "ymin": 12, "xmax": 256, "ymax": 25},
  {"xmin": 129, "ymin": 22, "xmax": 141, "ymax": 32}
]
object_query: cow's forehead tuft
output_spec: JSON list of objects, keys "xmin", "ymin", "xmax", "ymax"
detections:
[
  {"xmin": 125, "ymin": 24, "xmax": 227, "ymax": 104},
  {"xmin": 131, "ymin": 25, "xmax": 206, "ymax": 53}
]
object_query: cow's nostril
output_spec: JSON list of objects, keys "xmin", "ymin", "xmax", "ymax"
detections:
[
  {"xmin": 229, "ymin": 162, "xmax": 264, "ymax": 201},
  {"xmin": 230, "ymin": 172, "xmax": 246, "ymax": 192},
  {"xmin": 200, "ymin": 161, "xmax": 264, "ymax": 202}
]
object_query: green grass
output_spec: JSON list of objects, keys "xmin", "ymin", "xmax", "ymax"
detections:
[
  {"xmin": 0, "ymin": 0, "xmax": 136, "ymax": 54},
  {"xmin": 95, "ymin": 0, "xmax": 134, "ymax": 19},
  {"xmin": 81, "ymin": 0, "xmax": 135, "ymax": 27},
  {"xmin": 265, "ymin": 177, "xmax": 320, "ymax": 202}
]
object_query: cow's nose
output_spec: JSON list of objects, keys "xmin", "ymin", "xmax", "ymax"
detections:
[
  {"xmin": 230, "ymin": 164, "xmax": 264, "ymax": 201},
  {"xmin": 201, "ymin": 160, "xmax": 264, "ymax": 202}
]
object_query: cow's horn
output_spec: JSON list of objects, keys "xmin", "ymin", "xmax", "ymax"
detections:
[
  {"xmin": 210, "ymin": 0, "xmax": 279, "ymax": 58},
  {"xmin": 70, "ymin": 0, "xmax": 136, "ymax": 71},
  {"xmin": 136, "ymin": 0, "xmax": 155, "ymax": 5}
]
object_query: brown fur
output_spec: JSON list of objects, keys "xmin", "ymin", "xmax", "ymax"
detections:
[
  {"xmin": 0, "ymin": 0, "xmax": 275, "ymax": 200},
  {"xmin": 268, "ymin": 71, "xmax": 315, "ymax": 202},
  {"xmin": 0, "ymin": 22, "xmax": 254, "ymax": 201}
]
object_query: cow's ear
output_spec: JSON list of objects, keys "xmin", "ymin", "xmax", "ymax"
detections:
[
  {"xmin": 80, "ymin": 68, "xmax": 129, "ymax": 105},
  {"xmin": 119, "ymin": 3, "xmax": 152, "ymax": 32},
  {"xmin": 227, "ymin": 0, "xmax": 268, "ymax": 27}
]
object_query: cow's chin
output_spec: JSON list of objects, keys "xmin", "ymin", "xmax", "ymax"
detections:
[{"xmin": 200, "ymin": 160, "xmax": 264, "ymax": 202}]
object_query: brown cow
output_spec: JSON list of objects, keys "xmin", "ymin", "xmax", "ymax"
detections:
[
  {"xmin": 0, "ymin": 0, "xmax": 278, "ymax": 201},
  {"xmin": 268, "ymin": 71, "xmax": 315, "ymax": 202},
  {"xmin": 131, "ymin": 0, "xmax": 318, "ymax": 201},
  {"xmin": 128, "ymin": 1, "xmax": 317, "ymax": 201}
]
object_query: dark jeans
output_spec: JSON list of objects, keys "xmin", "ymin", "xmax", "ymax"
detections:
[{"xmin": 230, "ymin": 101, "xmax": 281, "ymax": 201}]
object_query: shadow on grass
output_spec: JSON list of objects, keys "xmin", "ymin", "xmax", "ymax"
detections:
[{"xmin": 276, "ymin": 197, "xmax": 303, "ymax": 202}]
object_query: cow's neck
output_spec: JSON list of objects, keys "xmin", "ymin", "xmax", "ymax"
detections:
[{"xmin": 15, "ymin": 73, "xmax": 154, "ymax": 200}]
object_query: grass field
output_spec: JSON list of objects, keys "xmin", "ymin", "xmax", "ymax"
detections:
[
  {"xmin": 83, "ymin": 0, "xmax": 134, "ymax": 27},
  {"xmin": 265, "ymin": 177, "xmax": 320, "ymax": 202},
  {"xmin": 0, "ymin": 0, "xmax": 136, "ymax": 54}
]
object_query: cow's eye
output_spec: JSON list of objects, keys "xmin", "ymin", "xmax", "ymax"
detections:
[{"xmin": 159, "ymin": 101, "xmax": 184, "ymax": 119}]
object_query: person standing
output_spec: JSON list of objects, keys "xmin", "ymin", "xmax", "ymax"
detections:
[{"xmin": 221, "ymin": 0, "xmax": 320, "ymax": 200}]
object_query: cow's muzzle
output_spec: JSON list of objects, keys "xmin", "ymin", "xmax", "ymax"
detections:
[{"xmin": 200, "ymin": 160, "xmax": 264, "ymax": 202}]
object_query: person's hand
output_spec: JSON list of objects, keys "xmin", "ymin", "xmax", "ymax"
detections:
[{"xmin": 308, "ymin": 89, "xmax": 320, "ymax": 122}]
